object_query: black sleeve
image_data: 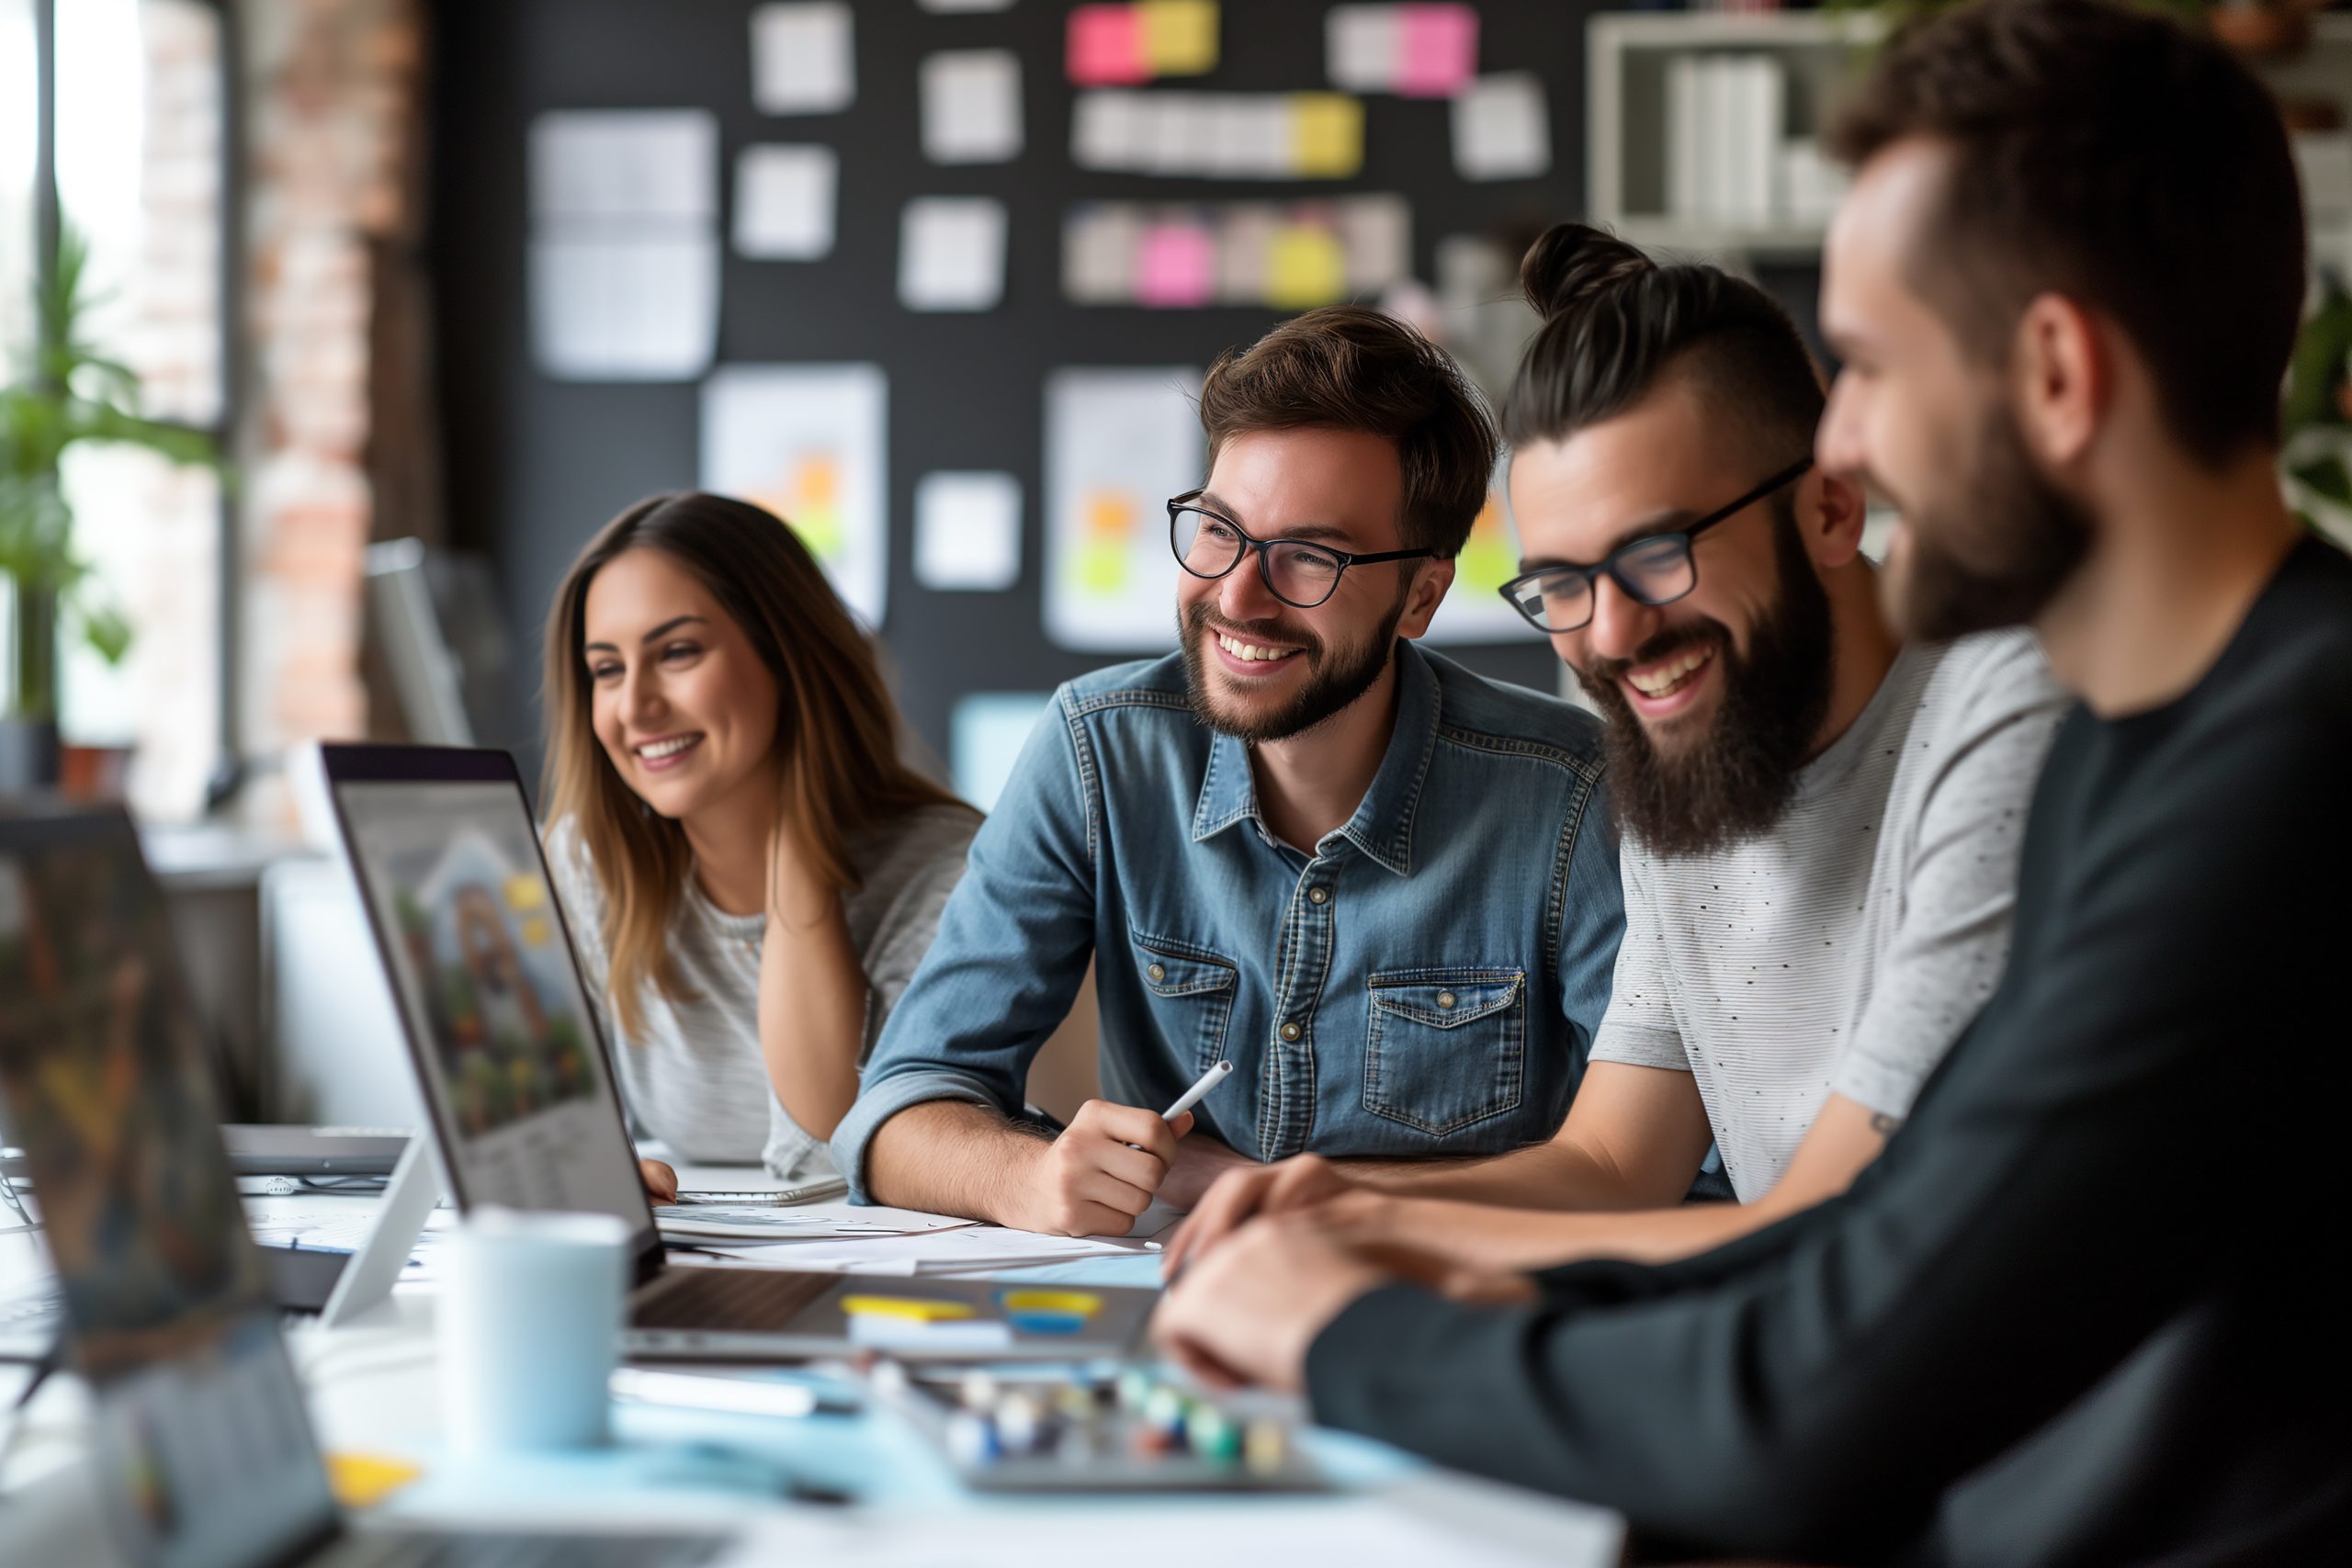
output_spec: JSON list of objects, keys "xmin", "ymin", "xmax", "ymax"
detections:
[{"xmin": 1305, "ymin": 716, "xmax": 2340, "ymax": 1563}]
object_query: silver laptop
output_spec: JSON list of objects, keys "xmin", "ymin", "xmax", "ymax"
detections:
[
  {"xmin": 311, "ymin": 744, "xmax": 1156, "ymax": 1362},
  {"xmin": 0, "ymin": 805, "xmax": 728, "ymax": 1568}
]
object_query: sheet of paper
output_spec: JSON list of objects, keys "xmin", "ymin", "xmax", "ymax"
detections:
[
  {"xmin": 1423, "ymin": 477, "xmax": 1529, "ymax": 645},
  {"xmin": 1070, "ymin": 89, "xmax": 1146, "ymax": 171},
  {"xmin": 723, "ymin": 1224, "xmax": 1166, "ymax": 1277},
  {"xmin": 752, "ymin": 2, "xmax": 855, "ymax": 114},
  {"xmin": 1452, "ymin": 71, "xmax": 1550, "ymax": 181},
  {"xmin": 915, "ymin": 470, "xmax": 1023, "ymax": 591},
  {"xmin": 921, "ymin": 49, "xmax": 1023, "ymax": 164},
  {"xmin": 899, "ymin": 197, "xmax": 1008, "ymax": 311},
  {"xmin": 701, "ymin": 364, "xmax": 889, "ymax": 626},
  {"xmin": 918, "ymin": 0, "xmax": 1014, "ymax": 10},
  {"xmin": 1043, "ymin": 367, "xmax": 1203, "ymax": 652},
  {"xmin": 530, "ymin": 110, "xmax": 717, "ymax": 224},
  {"xmin": 654, "ymin": 1203, "xmax": 975, "ymax": 1240},
  {"xmin": 530, "ymin": 235, "xmax": 718, "ymax": 381},
  {"xmin": 951, "ymin": 693, "xmax": 1053, "ymax": 812},
  {"xmin": 1327, "ymin": 5, "xmax": 1400, "ymax": 92},
  {"xmin": 780, "ymin": 1480, "xmax": 1624, "ymax": 1568},
  {"xmin": 1216, "ymin": 203, "xmax": 1279, "ymax": 303},
  {"xmin": 1212, "ymin": 96, "xmax": 1292, "ymax": 179},
  {"xmin": 733, "ymin": 144, "xmax": 837, "ymax": 259}
]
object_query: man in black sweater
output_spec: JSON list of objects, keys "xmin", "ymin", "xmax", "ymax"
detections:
[{"xmin": 1150, "ymin": 2, "xmax": 2352, "ymax": 1561}]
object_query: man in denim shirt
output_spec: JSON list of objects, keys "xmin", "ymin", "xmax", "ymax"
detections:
[{"xmin": 832, "ymin": 307, "xmax": 1623, "ymax": 1235}]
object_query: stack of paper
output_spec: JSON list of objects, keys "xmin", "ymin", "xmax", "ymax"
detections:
[{"xmin": 1665, "ymin": 53, "xmax": 1792, "ymax": 229}]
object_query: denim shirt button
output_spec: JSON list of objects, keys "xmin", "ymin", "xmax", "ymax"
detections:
[
  {"xmin": 1148, "ymin": 963, "xmax": 1166, "ymax": 981},
  {"xmin": 1437, "ymin": 990, "xmax": 1457, "ymax": 1010},
  {"xmin": 1279, "ymin": 1021, "xmax": 1303, "ymax": 1043},
  {"xmin": 1307, "ymin": 886, "xmax": 1329, "ymax": 905}
]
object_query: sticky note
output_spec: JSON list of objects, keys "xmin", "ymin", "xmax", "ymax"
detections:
[
  {"xmin": 503, "ymin": 874, "xmax": 545, "ymax": 911},
  {"xmin": 750, "ymin": 3, "xmax": 855, "ymax": 115},
  {"xmin": 1453, "ymin": 72, "xmax": 1551, "ymax": 181},
  {"xmin": 1068, "ymin": 5, "xmax": 1148, "ymax": 85},
  {"xmin": 1339, "ymin": 194, "xmax": 1412, "ymax": 293},
  {"xmin": 1076, "ymin": 538, "xmax": 1131, "ymax": 596},
  {"xmin": 733, "ymin": 144, "xmax": 837, "ymax": 259},
  {"xmin": 1288, "ymin": 94, "xmax": 1364, "ymax": 179},
  {"xmin": 1396, "ymin": 5, "xmax": 1479, "ymax": 98},
  {"xmin": 1136, "ymin": 221, "xmax": 1216, "ymax": 308},
  {"xmin": 326, "ymin": 1452, "xmax": 423, "ymax": 1510},
  {"xmin": 1063, "ymin": 204, "xmax": 1143, "ymax": 303},
  {"xmin": 921, "ymin": 50, "xmax": 1023, "ymax": 165},
  {"xmin": 1327, "ymin": 6, "xmax": 1400, "ymax": 93},
  {"xmin": 914, "ymin": 470, "xmax": 1023, "ymax": 592},
  {"xmin": 1266, "ymin": 223, "xmax": 1348, "ymax": 309},
  {"xmin": 1216, "ymin": 204, "xmax": 1278, "ymax": 303},
  {"xmin": 841, "ymin": 1294, "xmax": 976, "ymax": 1322},
  {"xmin": 999, "ymin": 1290, "xmax": 1105, "ymax": 1315},
  {"xmin": 1140, "ymin": 1, "xmax": 1219, "ymax": 75},
  {"xmin": 899, "ymin": 197, "xmax": 1008, "ymax": 311}
]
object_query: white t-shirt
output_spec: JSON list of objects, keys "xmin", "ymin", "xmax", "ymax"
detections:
[
  {"xmin": 1589, "ymin": 630, "xmax": 2066, "ymax": 1199},
  {"xmin": 545, "ymin": 804, "xmax": 977, "ymax": 1179}
]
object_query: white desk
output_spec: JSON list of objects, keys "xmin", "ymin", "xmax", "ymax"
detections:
[{"xmin": 0, "ymin": 1175, "xmax": 1627, "ymax": 1567}]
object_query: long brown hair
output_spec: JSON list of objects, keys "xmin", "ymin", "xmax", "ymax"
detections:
[{"xmin": 543, "ymin": 491, "xmax": 969, "ymax": 1037}]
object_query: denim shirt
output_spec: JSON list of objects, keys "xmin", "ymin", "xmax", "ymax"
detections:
[{"xmin": 831, "ymin": 641, "xmax": 1625, "ymax": 1200}]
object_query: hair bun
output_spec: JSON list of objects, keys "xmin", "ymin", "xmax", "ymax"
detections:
[{"xmin": 1519, "ymin": 222, "xmax": 1654, "ymax": 322}]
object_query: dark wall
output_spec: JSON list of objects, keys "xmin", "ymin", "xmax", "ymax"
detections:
[{"xmin": 429, "ymin": 0, "xmax": 1624, "ymax": 783}]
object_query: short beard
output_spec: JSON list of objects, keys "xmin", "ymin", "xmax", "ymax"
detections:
[
  {"xmin": 1886, "ymin": 401, "xmax": 2094, "ymax": 642},
  {"xmin": 1179, "ymin": 586, "xmax": 1408, "ymax": 745},
  {"xmin": 1578, "ymin": 508, "xmax": 1835, "ymax": 857}
]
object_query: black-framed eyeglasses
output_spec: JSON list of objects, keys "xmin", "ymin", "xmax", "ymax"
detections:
[
  {"xmin": 1496, "ymin": 457, "xmax": 1815, "ymax": 634},
  {"xmin": 1168, "ymin": 491, "xmax": 1436, "ymax": 610}
]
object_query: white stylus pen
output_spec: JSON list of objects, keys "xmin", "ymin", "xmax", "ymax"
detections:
[{"xmin": 1159, "ymin": 1058, "xmax": 1233, "ymax": 1122}]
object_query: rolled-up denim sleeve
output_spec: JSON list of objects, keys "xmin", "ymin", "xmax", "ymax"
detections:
[
  {"xmin": 1552, "ymin": 767, "xmax": 1625, "ymax": 1085},
  {"xmin": 831, "ymin": 688, "xmax": 1100, "ymax": 1201}
]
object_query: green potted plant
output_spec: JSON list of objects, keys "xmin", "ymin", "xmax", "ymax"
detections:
[
  {"xmin": 0, "ymin": 221, "xmax": 220, "ymax": 794},
  {"xmin": 2283, "ymin": 271, "xmax": 2352, "ymax": 541}
]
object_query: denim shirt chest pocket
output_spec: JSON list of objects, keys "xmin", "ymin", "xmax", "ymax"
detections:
[
  {"xmin": 1133, "ymin": 931, "xmax": 1238, "ymax": 1075},
  {"xmin": 1363, "ymin": 967, "xmax": 1527, "ymax": 1137}
]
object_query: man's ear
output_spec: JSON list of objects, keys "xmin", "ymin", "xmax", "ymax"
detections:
[
  {"xmin": 2011, "ymin": 291, "xmax": 2106, "ymax": 470},
  {"xmin": 1396, "ymin": 556, "xmax": 1456, "ymax": 640},
  {"xmin": 1802, "ymin": 467, "xmax": 1871, "ymax": 570}
]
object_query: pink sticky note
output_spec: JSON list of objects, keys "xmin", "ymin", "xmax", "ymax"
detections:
[
  {"xmin": 1069, "ymin": 5, "xmax": 1149, "ymax": 86},
  {"xmin": 1136, "ymin": 221, "xmax": 1216, "ymax": 308},
  {"xmin": 1396, "ymin": 5, "xmax": 1479, "ymax": 98}
]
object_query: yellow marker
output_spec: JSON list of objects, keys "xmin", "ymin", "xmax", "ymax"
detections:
[
  {"xmin": 1000, "ymin": 1290, "xmax": 1103, "ymax": 1316},
  {"xmin": 503, "ymin": 874, "xmax": 545, "ymax": 912},
  {"xmin": 326, "ymin": 1451, "xmax": 423, "ymax": 1510},
  {"xmin": 1266, "ymin": 225, "xmax": 1349, "ymax": 310},
  {"xmin": 1140, "ymin": 0, "xmax": 1218, "ymax": 75},
  {"xmin": 840, "ymin": 1294, "xmax": 977, "ymax": 1322},
  {"xmin": 1288, "ymin": 94, "xmax": 1364, "ymax": 178}
]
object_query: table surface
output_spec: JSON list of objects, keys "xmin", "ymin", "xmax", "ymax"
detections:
[{"xmin": 0, "ymin": 1162, "xmax": 1627, "ymax": 1566}]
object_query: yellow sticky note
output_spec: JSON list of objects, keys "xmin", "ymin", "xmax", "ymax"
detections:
[
  {"xmin": 326, "ymin": 1451, "xmax": 423, "ymax": 1510},
  {"xmin": 1140, "ymin": 0, "xmax": 1218, "ymax": 75},
  {"xmin": 1266, "ymin": 225, "xmax": 1348, "ymax": 310},
  {"xmin": 1288, "ymin": 94, "xmax": 1363, "ymax": 178},
  {"xmin": 1076, "ymin": 538, "xmax": 1131, "ymax": 595},
  {"xmin": 1000, "ymin": 1290, "xmax": 1103, "ymax": 1316},
  {"xmin": 1455, "ymin": 494, "xmax": 1514, "ymax": 593},
  {"xmin": 793, "ymin": 508, "xmax": 845, "ymax": 563},
  {"xmin": 503, "ymin": 874, "xmax": 545, "ymax": 912},
  {"xmin": 518, "ymin": 915, "xmax": 550, "ymax": 949},
  {"xmin": 841, "ymin": 1294, "xmax": 977, "ymax": 1322}
]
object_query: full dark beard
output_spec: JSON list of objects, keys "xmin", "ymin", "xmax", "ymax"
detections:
[
  {"xmin": 1180, "ymin": 592, "xmax": 1407, "ymax": 744},
  {"xmin": 1886, "ymin": 401, "xmax": 2095, "ymax": 643},
  {"xmin": 1577, "ymin": 511, "xmax": 1835, "ymax": 857}
]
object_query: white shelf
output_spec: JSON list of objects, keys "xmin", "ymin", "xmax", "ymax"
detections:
[{"xmin": 1587, "ymin": 10, "xmax": 2352, "ymax": 264}]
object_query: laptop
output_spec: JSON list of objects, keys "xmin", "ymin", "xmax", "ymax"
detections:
[
  {"xmin": 0, "ymin": 805, "xmax": 728, "ymax": 1567},
  {"xmin": 311, "ymin": 743, "xmax": 1156, "ymax": 1362}
]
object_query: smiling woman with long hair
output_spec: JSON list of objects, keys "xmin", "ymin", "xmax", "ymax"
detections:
[{"xmin": 541, "ymin": 492, "xmax": 977, "ymax": 1193}]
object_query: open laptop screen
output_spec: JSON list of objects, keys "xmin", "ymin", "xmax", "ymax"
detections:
[
  {"xmin": 0, "ymin": 809, "xmax": 338, "ymax": 1568},
  {"xmin": 328, "ymin": 775, "xmax": 654, "ymax": 1252}
]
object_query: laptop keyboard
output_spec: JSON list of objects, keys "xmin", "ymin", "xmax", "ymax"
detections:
[
  {"xmin": 323, "ymin": 1529, "xmax": 727, "ymax": 1568},
  {"xmin": 631, "ymin": 1266, "xmax": 838, "ymax": 1332}
]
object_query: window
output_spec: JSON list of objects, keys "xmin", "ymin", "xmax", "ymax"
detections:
[{"xmin": 4, "ymin": 0, "xmax": 232, "ymax": 819}]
